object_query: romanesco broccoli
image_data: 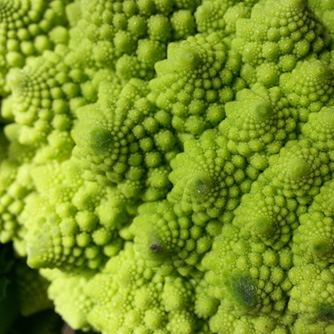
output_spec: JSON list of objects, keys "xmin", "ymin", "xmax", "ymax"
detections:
[{"xmin": 2, "ymin": 0, "xmax": 334, "ymax": 333}]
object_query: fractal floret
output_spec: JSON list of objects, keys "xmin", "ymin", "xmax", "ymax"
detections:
[{"xmin": 3, "ymin": 0, "xmax": 334, "ymax": 333}]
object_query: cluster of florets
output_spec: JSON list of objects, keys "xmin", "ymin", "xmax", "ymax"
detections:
[{"xmin": 2, "ymin": 0, "xmax": 334, "ymax": 333}]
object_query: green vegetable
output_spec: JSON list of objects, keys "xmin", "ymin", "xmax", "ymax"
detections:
[{"xmin": 2, "ymin": 0, "xmax": 334, "ymax": 333}]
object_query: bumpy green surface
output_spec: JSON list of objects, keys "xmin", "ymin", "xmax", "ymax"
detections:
[{"xmin": 3, "ymin": 0, "xmax": 334, "ymax": 333}]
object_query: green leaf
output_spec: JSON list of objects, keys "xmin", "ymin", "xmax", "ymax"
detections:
[{"xmin": 0, "ymin": 276, "xmax": 10, "ymax": 300}]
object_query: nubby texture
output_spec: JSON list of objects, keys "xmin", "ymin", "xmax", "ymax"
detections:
[{"xmin": 2, "ymin": 0, "xmax": 334, "ymax": 333}]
